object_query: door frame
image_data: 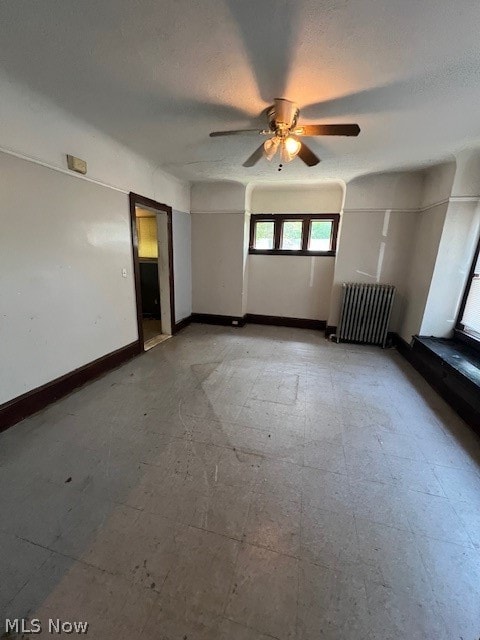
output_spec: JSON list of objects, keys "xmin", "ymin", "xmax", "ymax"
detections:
[{"xmin": 129, "ymin": 192, "xmax": 175, "ymax": 348}]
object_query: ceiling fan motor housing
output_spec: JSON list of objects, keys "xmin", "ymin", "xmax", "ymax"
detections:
[{"xmin": 268, "ymin": 98, "xmax": 299, "ymax": 134}]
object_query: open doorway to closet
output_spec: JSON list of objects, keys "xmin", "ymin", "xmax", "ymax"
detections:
[{"xmin": 129, "ymin": 193, "xmax": 175, "ymax": 351}]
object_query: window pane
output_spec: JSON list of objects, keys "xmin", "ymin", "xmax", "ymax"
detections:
[
  {"xmin": 462, "ymin": 276, "xmax": 480, "ymax": 336},
  {"xmin": 254, "ymin": 221, "xmax": 274, "ymax": 249},
  {"xmin": 281, "ymin": 220, "xmax": 302, "ymax": 250},
  {"xmin": 136, "ymin": 216, "xmax": 158, "ymax": 259},
  {"xmin": 308, "ymin": 220, "xmax": 332, "ymax": 251}
]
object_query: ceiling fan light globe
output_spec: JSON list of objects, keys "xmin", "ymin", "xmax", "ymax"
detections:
[
  {"xmin": 284, "ymin": 136, "xmax": 301, "ymax": 156},
  {"xmin": 263, "ymin": 137, "xmax": 280, "ymax": 161},
  {"xmin": 280, "ymin": 137, "xmax": 301, "ymax": 163}
]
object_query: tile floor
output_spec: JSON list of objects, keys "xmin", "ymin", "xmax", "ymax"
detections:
[{"xmin": 1, "ymin": 324, "xmax": 480, "ymax": 639}]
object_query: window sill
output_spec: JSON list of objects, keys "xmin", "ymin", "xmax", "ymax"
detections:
[
  {"xmin": 454, "ymin": 328, "xmax": 480, "ymax": 355},
  {"xmin": 249, "ymin": 249, "xmax": 336, "ymax": 257}
]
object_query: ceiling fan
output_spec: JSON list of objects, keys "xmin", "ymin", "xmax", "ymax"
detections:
[{"xmin": 209, "ymin": 98, "xmax": 360, "ymax": 169}]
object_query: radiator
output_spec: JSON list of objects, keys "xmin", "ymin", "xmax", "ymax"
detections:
[{"xmin": 337, "ymin": 283, "xmax": 396, "ymax": 348}]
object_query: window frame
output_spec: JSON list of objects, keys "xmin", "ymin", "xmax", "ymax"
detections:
[
  {"xmin": 455, "ymin": 235, "xmax": 480, "ymax": 351},
  {"xmin": 249, "ymin": 213, "xmax": 340, "ymax": 256}
]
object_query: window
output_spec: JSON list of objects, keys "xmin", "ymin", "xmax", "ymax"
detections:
[
  {"xmin": 281, "ymin": 220, "xmax": 303, "ymax": 250},
  {"xmin": 457, "ymin": 239, "xmax": 480, "ymax": 341},
  {"xmin": 249, "ymin": 213, "xmax": 339, "ymax": 255},
  {"xmin": 254, "ymin": 221, "xmax": 275, "ymax": 250},
  {"xmin": 309, "ymin": 219, "xmax": 333, "ymax": 251}
]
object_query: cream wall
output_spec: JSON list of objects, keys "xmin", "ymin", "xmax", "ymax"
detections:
[
  {"xmin": 399, "ymin": 203, "xmax": 448, "ymax": 341},
  {"xmin": 0, "ymin": 153, "xmax": 137, "ymax": 405},
  {"xmin": 0, "ymin": 76, "xmax": 191, "ymax": 406},
  {"xmin": 191, "ymin": 182, "xmax": 247, "ymax": 317},
  {"xmin": 191, "ymin": 212, "xmax": 246, "ymax": 317},
  {"xmin": 192, "ymin": 162, "xmax": 479, "ymax": 343},
  {"xmin": 172, "ymin": 211, "xmax": 192, "ymax": 323},
  {"xmin": 329, "ymin": 171, "xmax": 425, "ymax": 330},
  {"xmin": 247, "ymin": 256, "xmax": 335, "ymax": 319},
  {"xmin": 250, "ymin": 183, "xmax": 344, "ymax": 214},
  {"xmin": 247, "ymin": 183, "xmax": 343, "ymax": 321},
  {"xmin": 420, "ymin": 200, "xmax": 480, "ymax": 337},
  {"xmin": 331, "ymin": 209, "xmax": 419, "ymax": 332}
]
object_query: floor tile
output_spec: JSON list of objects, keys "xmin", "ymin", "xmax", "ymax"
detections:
[
  {"xmin": 225, "ymin": 544, "xmax": 298, "ymax": 640},
  {"xmin": 300, "ymin": 507, "xmax": 358, "ymax": 571},
  {"xmin": 365, "ymin": 580, "xmax": 450, "ymax": 640},
  {"xmin": 244, "ymin": 492, "xmax": 301, "ymax": 556},
  {"xmin": 415, "ymin": 536, "xmax": 480, "ymax": 640},
  {"xmin": 158, "ymin": 525, "xmax": 239, "ymax": 619},
  {"xmin": 297, "ymin": 560, "xmax": 371, "ymax": 640},
  {"xmin": 302, "ymin": 465, "xmax": 353, "ymax": 515},
  {"xmin": 1, "ymin": 324, "xmax": 479, "ymax": 639},
  {"xmin": 405, "ymin": 490, "xmax": 472, "ymax": 545}
]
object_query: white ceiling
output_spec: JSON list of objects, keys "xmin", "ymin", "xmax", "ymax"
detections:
[{"xmin": 1, "ymin": 0, "xmax": 480, "ymax": 184}]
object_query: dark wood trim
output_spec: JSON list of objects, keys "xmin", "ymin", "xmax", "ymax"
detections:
[
  {"xmin": 190, "ymin": 313, "xmax": 327, "ymax": 330},
  {"xmin": 274, "ymin": 217, "xmax": 282, "ymax": 251},
  {"xmin": 249, "ymin": 249, "xmax": 336, "ymax": 257},
  {"xmin": 0, "ymin": 341, "xmax": 140, "ymax": 432},
  {"xmin": 249, "ymin": 213, "xmax": 340, "ymax": 256},
  {"xmin": 173, "ymin": 314, "xmax": 192, "ymax": 334},
  {"xmin": 167, "ymin": 208, "xmax": 176, "ymax": 335},
  {"xmin": 245, "ymin": 314, "xmax": 326, "ymax": 330},
  {"xmin": 454, "ymin": 328, "xmax": 480, "ymax": 354},
  {"xmin": 129, "ymin": 194, "xmax": 144, "ymax": 346},
  {"xmin": 391, "ymin": 332, "xmax": 413, "ymax": 357},
  {"xmin": 325, "ymin": 325, "xmax": 337, "ymax": 338},
  {"xmin": 301, "ymin": 218, "xmax": 310, "ymax": 252},
  {"xmin": 129, "ymin": 193, "xmax": 175, "ymax": 346},
  {"xmin": 191, "ymin": 313, "xmax": 247, "ymax": 327}
]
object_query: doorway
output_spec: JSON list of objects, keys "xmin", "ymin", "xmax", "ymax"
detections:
[{"xmin": 129, "ymin": 193, "xmax": 175, "ymax": 351}]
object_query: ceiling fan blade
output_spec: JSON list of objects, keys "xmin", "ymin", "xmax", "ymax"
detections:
[
  {"xmin": 210, "ymin": 129, "xmax": 264, "ymax": 137},
  {"xmin": 296, "ymin": 124, "xmax": 360, "ymax": 137},
  {"xmin": 243, "ymin": 144, "xmax": 265, "ymax": 167},
  {"xmin": 298, "ymin": 142, "xmax": 320, "ymax": 167}
]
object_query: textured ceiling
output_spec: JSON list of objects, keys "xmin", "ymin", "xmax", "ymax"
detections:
[{"xmin": 1, "ymin": 0, "xmax": 480, "ymax": 183}]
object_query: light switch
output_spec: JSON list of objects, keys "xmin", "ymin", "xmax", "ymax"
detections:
[{"xmin": 122, "ymin": 268, "xmax": 127, "ymax": 278}]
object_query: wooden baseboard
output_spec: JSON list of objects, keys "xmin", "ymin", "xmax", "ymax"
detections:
[
  {"xmin": 325, "ymin": 325, "xmax": 337, "ymax": 338},
  {"xmin": 173, "ymin": 315, "xmax": 192, "ymax": 334},
  {"xmin": 391, "ymin": 333, "xmax": 413, "ymax": 358},
  {"xmin": 245, "ymin": 314, "xmax": 326, "ymax": 330},
  {"xmin": 0, "ymin": 341, "xmax": 141, "ymax": 432},
  {"xmin": 191, "ymin": 313, "xmax": 247, "ymax": 327}
]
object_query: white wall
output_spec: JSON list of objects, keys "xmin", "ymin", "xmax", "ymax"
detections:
[
  {"xmin": 0, "ymin": 153, "xmax": 137, "ymax": 404},
  {"xmin": 191, "ymin": 181, "xmax": 247, "ymax": 318},
  {"xmin": 172, "ymin": 211, "xmax": 192, "ymax": 323},
  {"xmin": 248, "ymin": 256, "xmax": 335, "ymax": 319},
  {"xmin": 247, "ymin": 183, "xmax": 343, "ymax": 320},
  {"xmin": 399, "ymin": 203, "xmax": 448, "ymax": 341},
  {"xmin": 0, "ymin": 75, "xmax": 191, "ymax": 405},
  {"xmin": 191, "ymin": 212, "xmax": 246, "ymax": 317},
  {"xmin": 191, "ymin": 181, "xmax": 246, "ymax": 214},
  {"xmin": 250, "ymin": 183, "xmax": 344, "ymax": 214},
  {"xmin": 343, "ymin": 171, "xmax": 424, "ymax": 211},
  {"xmin": 420, "ymin": 200, "xmax": 480, "ymax": 337},
  {"xmin": 399, "ymin": 159, "xmax": 477, "ymax": 342},
  {"xmin": 0, "ymin": 73, "xmax": 190, "ymax": 211},
  {"xmin": 331, "ymin": 209, "xmax": 419, "ymax": 331},
  {"xmin": 330, "ymin": 171, "xmax": 424, "ymax": 330}
]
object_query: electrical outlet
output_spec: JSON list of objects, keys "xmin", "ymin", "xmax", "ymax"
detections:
[{"xmin": 122, "ymin": 268, "xmax": 127, "ymax": 278}]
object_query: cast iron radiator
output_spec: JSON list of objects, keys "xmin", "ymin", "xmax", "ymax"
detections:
[{"xmin": 337, "ymin": 283, "xmax": 396, "ymax": 348}]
